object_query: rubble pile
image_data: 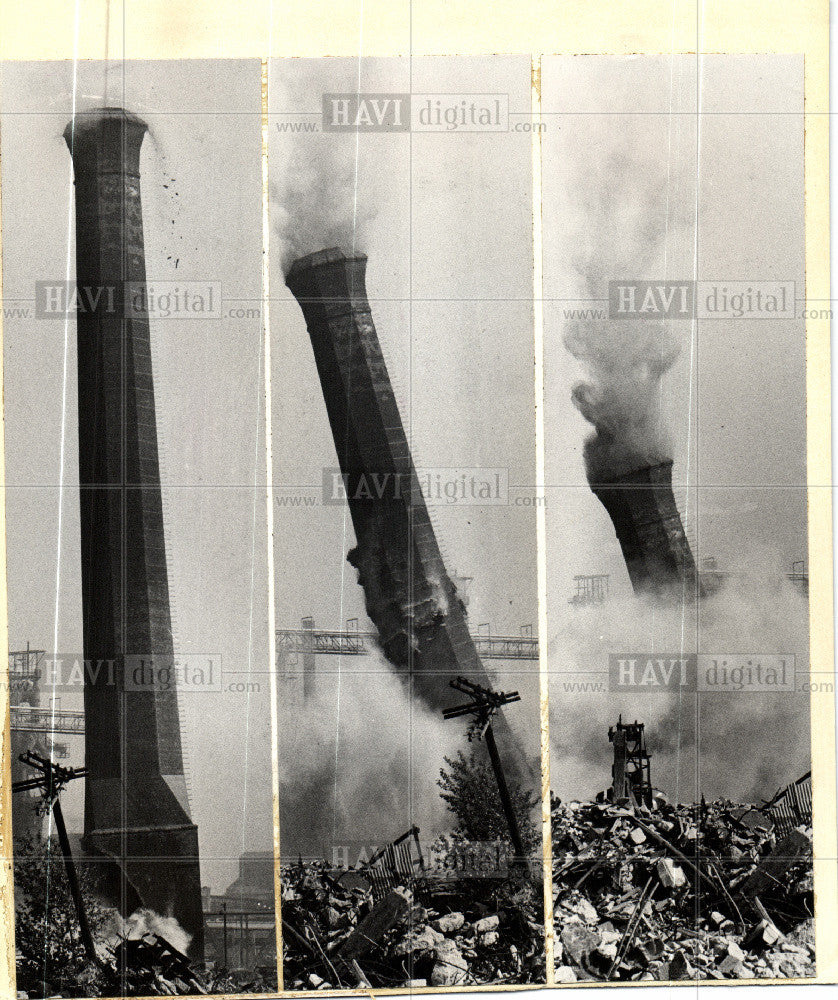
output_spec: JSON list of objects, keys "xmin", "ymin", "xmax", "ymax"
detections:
[
  {"xmin": 551, "ymin": 794, "xmax": 814, "ymax": 982},
  {"xmin": 16, "ymin": 929, "xmax": 278, "ymax": 997},
  {"xmin": 280, "ymin": 859, "xmax": 545, "ymax": 988}
]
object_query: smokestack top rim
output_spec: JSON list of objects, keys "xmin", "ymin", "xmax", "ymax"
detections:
[
  {"xmin": 63, "ymin": 107, "xmax": 148, "ymax": 147},
  {"xmin": 286, "ymin": 247, "xmax": 368, "ymax": 283}
]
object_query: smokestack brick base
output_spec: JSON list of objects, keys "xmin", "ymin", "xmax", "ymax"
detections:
[
  {"xmin": 65, "ymin": 108, "xmax": 203, "ymax": 957},
  {"xmin": 591, "ymin": 461, "xmax": 702, "ymax": 602},
  {"xmin": 287, "ymin": 249, "xmax": 530, "ymax": 780}
]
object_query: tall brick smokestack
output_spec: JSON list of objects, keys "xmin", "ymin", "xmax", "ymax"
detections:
[
  {"xmin": 64, "ymin": 108, "xmax": 203, "ymax": 957},
  {"xmin": 286, "ymin": 248, "xmax": 531, "ymax": 779},
  {"xmin": 591, "ymin": 460, "xmax": 702, "ymax": 601}
]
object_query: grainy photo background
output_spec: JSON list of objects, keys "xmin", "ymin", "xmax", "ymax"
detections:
[
  {"xmin": 0, "ymin": 1, "xmax": 834, "ymax": 996},
  {"xmin": 1, "ymin": 58, "xmax": 276, "ymax": 991},
  {"xmin": 270, "ymin": 54, "xmax": 546, "ymax": 990},
  {"xmin": 542, "ymin": 53, "xmax": 814, "ymax": 983}
]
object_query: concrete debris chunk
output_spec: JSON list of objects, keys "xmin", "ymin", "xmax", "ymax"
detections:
[
  {"xmin": 560, "ymin": 920, "xmax": 601, "ymax": 964},
  {"xmin": 741, "ymin": 826, "xmax": 813, "ymax": 898},
  {"xmin": 718, "ymin": 956, "xmax": 750, "ymax": 978},
  {"xmin": 726, "ymin": 941, "xmax": 746, "ymax": 963},
  {"xmin": 668, "ymin": 949, "xmax": 694, "ymax": 980},
  {"xmin": 556, "ymin": 893, "xmax": 599, "ymax": 924},
  {"xmin": 431, "ymin": 911, "xmax": 465, "ymax": 933},
  {"xmin": 595, "ymin": 939, "xmax": 618, "ymax": 961},
  {"xmin": 597, "ymin": 923, "xmax": 621, "ymax": 947},
  {"xmin": 430, "ymin": 940, "xmax": 468, "ymax": 986},
  {"xmin": 657, "ymin": 857, "xmax": 687, "ymax": 888},
  {"xmin": 392, "ymin": 924, "xmax": 444, "ymax": 956},
  {"xmin": 636, "ymin": 935, "xmax": 664, "ymax": 963},
  {"xmin": 778, "ymin": 956, "xmax": 809, "ymax": 977},
  {"xmin": 745, "ymin": 919, "xmax": 783, "ymax": 950},
  {"xmin": 336, "ymin": 887, "xmax": 413, "ymax": 962}
]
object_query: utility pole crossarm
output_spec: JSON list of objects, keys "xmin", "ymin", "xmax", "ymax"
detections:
[
  {"xmin": 441, "ymin": 678, "xmax": 528, "ymax": 867},
  {"xmin": 12, "ymin": 752, "xmax": 97, "ymax": 963}
]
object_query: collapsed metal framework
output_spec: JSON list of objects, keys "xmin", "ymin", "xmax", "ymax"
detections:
[
  {"xmin": 361, "ymin": 826, "xmax": 425, "ymax": 900},
  {"xmin": 763, "ymin": 771, "xmax": 813, "ymax": 834}
]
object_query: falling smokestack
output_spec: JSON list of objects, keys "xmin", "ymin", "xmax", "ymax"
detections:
[
  {"xmin": 591, "ymin": 460, "xmax": 703, "ymax": 602},
  {"xmin": 64, "ymin": 108, "xmax": 203, "ymax": 957},
  {"xmin": 286, "ymin": 248, "xmax": 531, "ymax": 779}
]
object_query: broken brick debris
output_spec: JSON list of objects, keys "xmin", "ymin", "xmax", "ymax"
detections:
[
  {"xmin": 280, "ymin": 857, "xmax": 545, "ymax": 988},
  {"xmin": 551, "ymin": 794, "xmax": 814, "ymax": 982}
]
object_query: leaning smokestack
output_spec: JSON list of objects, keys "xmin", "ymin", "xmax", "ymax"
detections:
[
  {"xmin": 286, "ymin": 248, "xmax": 531, "ymax": 780},
  {"xmin": 64, "ymin": 108, "xmax": 203, "ymax": 957},
  {"xmin": 591, "ymin": 460, "xmax": 703, "ymax": 601}
]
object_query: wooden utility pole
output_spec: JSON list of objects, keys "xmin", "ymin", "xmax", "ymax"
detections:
[
  {"xmin": 13, "ymin": 751, "xmax": 96, "ymax": 963},
  {"xmin": 442, "ymin": 677, "xmax": 527, "ymax": 866}
]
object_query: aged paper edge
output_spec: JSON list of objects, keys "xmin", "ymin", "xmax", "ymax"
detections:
[{"xmin": 0, "ymin": 1, "xmax": 833, "ymax": 996}]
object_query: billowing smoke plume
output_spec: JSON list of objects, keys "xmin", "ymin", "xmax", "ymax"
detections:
[
  {"xmin": 277, "ymin": 651, "xmax": 465, "ymax": 860},
  {"xmin": 549, "ymin": 567, "xmax": 810, "ymax": 806},
  {"xmin": 563, "ymin": 148, "xmax": 696, "ymax": 481},
  {"xmin": 567, "ymin": 327, "xmax": 679, "ymax": 480},
  {"xmin": 271, "ymin": 66, "xmax": 387, "ymax": 273},
  {"xmin": 272, "ymin": 149, "xmax": 374, "ymax": 274}
]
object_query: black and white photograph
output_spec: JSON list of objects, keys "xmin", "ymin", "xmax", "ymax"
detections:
[
  {"xmin": 1, "ymin": 59, "xmax": 277, "ymax": 996},
  {"xmin": 0, "ymin": 2, "xmax": 835, "ymax": 998},
  {"xmin": 542, "ymin": 54, "xmax": 814, "ymax": 982},
  {"xmin": 270, "ymin": 55, "xmax": 546, "ymax": 991}
]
